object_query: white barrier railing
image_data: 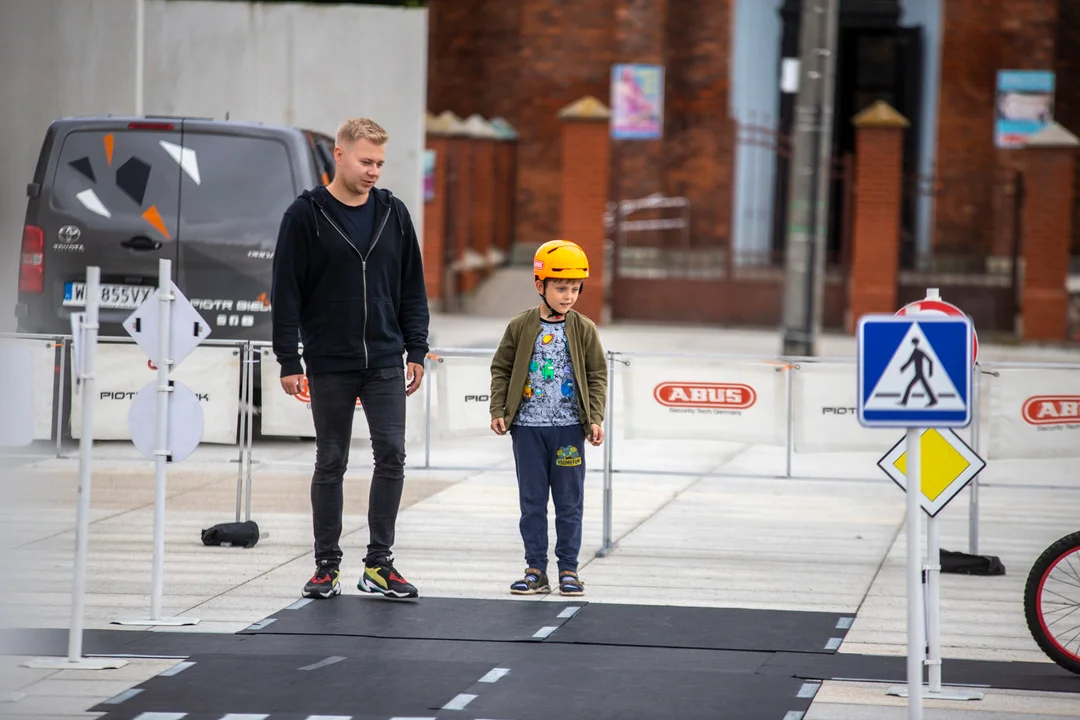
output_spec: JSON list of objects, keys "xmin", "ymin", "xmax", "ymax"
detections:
[{"xmin": 4, "ymin": 336, "xmax": 1079, "ymax": 555}]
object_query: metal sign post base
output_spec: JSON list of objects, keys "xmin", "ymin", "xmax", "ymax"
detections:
[
  {"xmin": 887, "ymin": 685, "xmax": 986, "ymax": 702},
  {"xmin": 21, "ymin": 656, "xmax": 129, "ymax": 670},
  {"xmin": 112, "ymin": 615, "xmax": 200, "ymax": 627}
]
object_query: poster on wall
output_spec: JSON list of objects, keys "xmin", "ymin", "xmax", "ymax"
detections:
[
  {"xmin": 995, "ymin": 70, "xmax": 1055, "ymax": 148},
  {"xmin": 611, "ymin": 64, "xmax": 665, "ymax": 140},
  {"xmin": 424, "ymin": 149, "xmax": 436, "ymax": 202}
]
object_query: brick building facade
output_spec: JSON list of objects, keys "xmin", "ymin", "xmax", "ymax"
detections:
[{"xmin": 426, "ymin": 0, "xmax": 1080, "ymax": 337}]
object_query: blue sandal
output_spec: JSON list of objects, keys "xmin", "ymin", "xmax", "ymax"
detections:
[{"xmin": 559, "ymin": 570, "xmax": 584, "ymax": 596}]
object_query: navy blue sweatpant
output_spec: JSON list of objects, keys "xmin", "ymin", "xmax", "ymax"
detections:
[{"xmin": 510, "ymin": 424, "xmax": 587, "ymax": 575}]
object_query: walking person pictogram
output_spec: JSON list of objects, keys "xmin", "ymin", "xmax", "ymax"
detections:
[{"xmin": 899, "ymin": 338, "xmax": 936, "ymax": 407}]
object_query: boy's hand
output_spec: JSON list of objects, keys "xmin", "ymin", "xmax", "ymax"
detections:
[
  {"xmin": 491, "ymin": 417, "xmax": 507, "ymax": 435},
  {"xmin": 588, "ymin": 423, "xmax": 604, "ymax": 446}
]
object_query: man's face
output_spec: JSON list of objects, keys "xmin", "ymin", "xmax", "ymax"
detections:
[
  {"xmin": 335, "ymin": 138, "xmax": 385, "ymax": 195},
  {"xmin": 537, "ymin": 278, "xmax": 582, "ymax": 314}
]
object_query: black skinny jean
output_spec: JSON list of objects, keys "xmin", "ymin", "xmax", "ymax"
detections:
[{"xmin": 307, "ymin": 366, "xmax": 407, "ymax": 568}]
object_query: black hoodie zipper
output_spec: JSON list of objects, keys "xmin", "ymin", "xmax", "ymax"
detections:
[{"xmin": 317, "ymin": 200, "xmax": 392, "ymax": 368}]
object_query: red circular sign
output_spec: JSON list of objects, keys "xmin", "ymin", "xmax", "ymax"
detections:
[{"xmin": 895, "ymin": 298, "xmax": 978, "ymax": 364}]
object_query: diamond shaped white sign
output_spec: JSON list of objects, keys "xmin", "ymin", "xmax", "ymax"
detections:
[{"xmin": 122, "ymin": 282, "xmax": 211, "ymax": 369}]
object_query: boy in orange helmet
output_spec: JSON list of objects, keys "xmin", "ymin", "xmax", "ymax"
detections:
[{"xmin": 488, "ymin": 240, "xmax": 608, "ymax": 596}]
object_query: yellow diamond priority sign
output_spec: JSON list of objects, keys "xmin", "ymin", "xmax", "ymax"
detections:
[{"xmin": 877, "ymin": 428, "xmax": 986, "ymax": 517}]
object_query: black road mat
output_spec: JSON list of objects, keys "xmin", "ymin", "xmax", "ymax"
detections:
[
  {"xmin": 542, "ymin": 602, "xmax": 855, "ymax": 654},
  {"xmin": 764, "ymin": 650, "xmax": 1080, "ymax": 695},
  {"xmin": 88, "ymin": 653, "xmax": 495, "ymax": 717},
  {"xmin": 237, "ymin": 595, "xmax": 585, "ymax": 642},
  {"xmin": 460, "ymin": 666, "xmax": 813, "ymax": 720},
  {"xmin": 87, "ymin": 650, "xmax": 816, "ymax": 720}
]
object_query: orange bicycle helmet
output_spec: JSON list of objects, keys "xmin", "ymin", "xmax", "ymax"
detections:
[{"xmin": 533, "ymin": 239, "xmax": 590, "ymax": 281}]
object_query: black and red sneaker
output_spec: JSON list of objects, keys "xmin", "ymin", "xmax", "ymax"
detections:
[
  {"xmin": 302, "ymin": 561, "xmax": 341, "ymax": 599},
  {"xmin": 358, "ymin": 558, "xmax": 418, "ymax": 599}
]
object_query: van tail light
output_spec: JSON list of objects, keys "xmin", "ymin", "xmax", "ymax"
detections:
[{"xmin": 19, "ymin": 225, "xmax": 45, "ymax": 294}]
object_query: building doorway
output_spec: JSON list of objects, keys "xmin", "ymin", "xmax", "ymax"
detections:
[{"xmin": 774, "ymin": 0, "xmax": 923, "ymax": 267}]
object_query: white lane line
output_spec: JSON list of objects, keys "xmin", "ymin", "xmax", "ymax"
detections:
[
  {"xmin": 478, "ymin": 667, "xmax": 511, "ymax": 683},
  {"xmin": 557, "ymin": 606, "xmax": 582, "ymax": 618},
  {"xmin": 102, "ymin": 689, "xmax": 143, "ymax": 705},
  {"xmin": 533, "ymin": 626, "xmax": 558, "ymax": 639},
  {"xmin": 442, "ymin": 693, "xmax": 478, "ymax": 711},
  {"xmin": 298, "ymin": 656, "xmax": 347, "ymax": 671},
  {"xmin": 158, "ymin": 661, "xmax": 196, "ymax": 677}
]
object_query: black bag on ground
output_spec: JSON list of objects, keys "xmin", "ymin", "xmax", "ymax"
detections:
[
  {"xmin": 201, "ymin": 520, "xmax": 260, "ymax": 548},
  {"xmin": 940, "ymin": 549, "xmax": 1006, "ymax": 576}
]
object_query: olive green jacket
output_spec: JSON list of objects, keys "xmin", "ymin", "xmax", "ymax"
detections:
[{"xmin": 489, "ymin": 307, "xmax": 608, "ymax": 430}]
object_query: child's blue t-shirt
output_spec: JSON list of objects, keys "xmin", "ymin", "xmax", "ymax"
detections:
[{"xmin": 513, "ymin": 319, "xmax": 580, "ymax": 427}]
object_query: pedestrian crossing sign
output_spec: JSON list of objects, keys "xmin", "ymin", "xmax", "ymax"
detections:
[{"xmin": 857, "ymin": 314, "xmax": 973, "ymax": 428}]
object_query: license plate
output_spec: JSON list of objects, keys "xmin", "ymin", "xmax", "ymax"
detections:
[{"xmin": 63, "ymin": 282, "xmax": 154, "ymax": 310}]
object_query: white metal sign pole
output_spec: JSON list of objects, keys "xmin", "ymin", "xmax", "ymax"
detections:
[
  {"xmin": 69, "ymin": 267, "xmax": 99, "ymax": 661},
  {"xmin": 921, "ymin": 287, "xmax": 942, "ymax": 696},
  {"xmin": 926, "ymin": 507, "xmax": 942, "ymax": 694},
  {"xmin": 23, "ymin": 268, "xmax": 127, "ymax": 671},
  {"xmin": 906, "ymin": 424, "xmax": 924, "ymax": 720},
  {"xmin": 151, "ymin": 258, "xmax": 172, "ymax": 621}
]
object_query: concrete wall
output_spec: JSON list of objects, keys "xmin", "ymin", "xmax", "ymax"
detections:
[{"xmin": 0, "ymin": 0, "xmax": 428, "ymax": 330}]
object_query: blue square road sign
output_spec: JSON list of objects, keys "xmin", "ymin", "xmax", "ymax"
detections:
[{"xmin": 857, "ymin": 314, "xmax": 973, "ymax": 428}]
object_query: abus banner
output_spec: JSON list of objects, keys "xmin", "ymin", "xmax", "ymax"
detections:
[
  {"xmin": 70, "ymin": 343, "xmax": 241, "ymax": 443},
  {"xmin": 793, "ymin": 362, "xmax": 977, "ymax": 453},
  {"xmin": 793, "ymin": 362, "xmax": 901, "ymax": 453},
  {"xmin": 989, "ymin": 368, "xmax": 1080, "ymax": 459},
  {"xmin": 623, "ymin": 358, "xmax": 785, "ymax": 444},
  {"xmin": 258, "ymin": 349, "xmax": 425, "ymax": 443},
  {"xmin": 0, "ymin": 338, "xmax": 56, "ymax": 442},
  {"xmin": 435, "ymin": 355, "xmax": 495, "ymax": 439}
]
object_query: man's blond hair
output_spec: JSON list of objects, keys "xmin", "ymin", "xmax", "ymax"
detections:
[{"xmin": 336, "ymin": 117, "xmax": 389, "ymax": 147}]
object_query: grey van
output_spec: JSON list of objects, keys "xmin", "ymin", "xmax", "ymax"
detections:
[{"xmin": 15, "ymin": 116, "xmax": 339, "ymax": 341}]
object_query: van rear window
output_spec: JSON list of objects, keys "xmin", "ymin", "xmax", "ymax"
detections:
[
  {"xmin": 50, "ymin": 129, "xmax": 182, "ymax": 234},
  {"xmin": 177, "ymin": 133, "xmax": 297, "ymax": 235}
]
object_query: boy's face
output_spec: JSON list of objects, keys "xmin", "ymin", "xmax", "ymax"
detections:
[{"xmin": 536, "ymin": 278, "xmax": 582, "ymax": 315}]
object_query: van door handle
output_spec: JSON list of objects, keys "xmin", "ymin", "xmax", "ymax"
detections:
[{"xmin": 121, "ymin": 236, "xmax": 162, "ymax": 252}]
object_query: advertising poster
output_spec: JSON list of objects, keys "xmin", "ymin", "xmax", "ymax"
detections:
[
  {"xmin": 995, "ymin": 70, "xmax": 1055, "ymax": 148},
  {"xmin": 611, "ymin": 64, "xmax": 664, "ymax": 140},
  {"xmin": 424, "ymin": 149, "xmax": 436, "ymax": 202}
]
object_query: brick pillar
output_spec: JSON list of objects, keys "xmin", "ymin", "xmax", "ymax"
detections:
[
  {"xmin": 437, "ymin": 111, "xmax": 473, "ymax": 305},
  {"xmin": 491, "ymin": 117, "xmax": 519, "ymax": 259},
  {"xmin": 846, "ymin": 101, "xmax": 910, "ymax": 334},
  {"xmin": 1021, "ymin": 122, "xmax": 1080, "ymax": 341},
  {"xmin": 422, "ymin": 114, "xmax": 451, "ymax": 309},
  {"xmin": 463, "ymin": 114, "xmax": 498, "ymax": 283},
  {"xmin": 559, "ymin": 96, "xmax": 611, "ymax": 324}
]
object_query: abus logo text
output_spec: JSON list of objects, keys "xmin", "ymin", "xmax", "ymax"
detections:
[
  {"xmin": 653, "ymin": 382, "xmax": 757, "ymax": 410},
  {"xmin": 1022, "ymin": 395, "xmax": 1080, "ymax": 425}
]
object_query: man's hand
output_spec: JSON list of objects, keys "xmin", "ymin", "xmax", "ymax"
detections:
[
  {"xmin": 588, "ymin": 423, "xmax": 604, "ymax": 446},
  {"xmin": 281, "ymin": 374, "xmax": 305, "ymax": 396},
  {"xmin": 491, "ymin": 417, "xmax": 507, "ymax": 435},
  {"xmin": 406, "ymin": 362, "xmax": 425, "ymax": 396}
]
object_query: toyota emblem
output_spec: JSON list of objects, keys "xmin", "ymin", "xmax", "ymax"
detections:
[{"xmin": 58, "ymin": 225, "xmax": 81, "ymax": 244}]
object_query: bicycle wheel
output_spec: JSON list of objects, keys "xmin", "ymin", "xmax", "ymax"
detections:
[{"xmin": 1024, "ymin": 530, "xmax": 1080, "ymax": 675}]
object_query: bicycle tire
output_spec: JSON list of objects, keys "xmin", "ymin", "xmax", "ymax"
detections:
[{"xmin": 1024, "ymin": 530, "xmax": 1080, "ymax": 675}]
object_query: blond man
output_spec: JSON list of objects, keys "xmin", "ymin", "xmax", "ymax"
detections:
[{"xmin": 271, "ymin": 117, "xmax": 430, "ymax": 600}]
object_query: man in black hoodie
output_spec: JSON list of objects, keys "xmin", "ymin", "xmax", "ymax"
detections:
[{"xmin": 271, "ymin": 117, "xmax": 430, "ymax": 600}]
